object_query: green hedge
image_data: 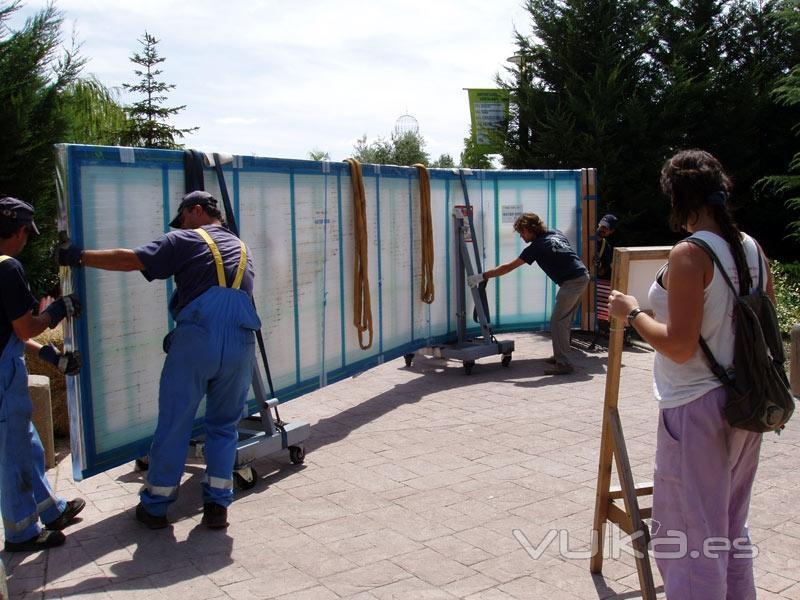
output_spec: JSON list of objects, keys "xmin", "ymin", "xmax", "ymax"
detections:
[{"xmin": 772, "ymin": 261, "xmax": 800, "ymax": 338}]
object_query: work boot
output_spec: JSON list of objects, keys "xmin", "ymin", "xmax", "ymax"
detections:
[
  {"xmin": 4, "ymin": 530, "xmax": 65, "ymax": 552},
  {"xmin": 45, "ymin": 498, "xmax": 86, "ymax": 531},
  {"xmin": 135, "ymin": 503, "xmax": 169, "ymax": 530},
  {"xmin": 544, "ymin": 363, "xmax": 574, "ymax": 376},
  {"xmin": 202, "ymin": 503, "xmax": 228, "ymax": 529},
  {"xmin": 543, "ymin": 356, "xmax": 557, "ymax": 364}
]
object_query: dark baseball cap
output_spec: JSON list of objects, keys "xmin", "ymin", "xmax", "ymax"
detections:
[
  {"xmin": 598, "ymin": 214, "xmax": 618, "ymax": 230},
  {"xmin": 169, "ymin": 191, "xmax": 218, "ymax": 228},
  {"xmin": 0, "ymin": 196, "xmax": 40, "ymax": 236}
]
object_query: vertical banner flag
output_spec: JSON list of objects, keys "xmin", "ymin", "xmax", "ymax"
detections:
[{"xmin": 467, "ymin": 88, "xmax": 509, "ymax": 153}]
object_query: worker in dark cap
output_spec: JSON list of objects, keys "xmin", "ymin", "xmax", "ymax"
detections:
[
  {"xmin": 594, "ymin": 214, "xmax": 618, "ymax": 341},
  {"xmin": 595, "ymin": 214, "xmax": 618, "ymax": 281},
  {"xmin": 58, "ymin": 190, "xmax": 259, "ymax": 530},
  {"xmin": 0, "ymin": 196, "xmax": 85, "ymax": 553}
]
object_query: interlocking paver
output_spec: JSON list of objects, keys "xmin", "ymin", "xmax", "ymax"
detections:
[{"xmin": 2, "ymin": 331, "xmax": 798, "ymax": 598}]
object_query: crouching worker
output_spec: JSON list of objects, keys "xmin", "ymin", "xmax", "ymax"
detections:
[
  {"xmin": 0, "ymin": 196, "xmax": 85, "ymax": 552},
  {"xmin": 58, "ymin": 191, "xmax": 259, "ymax": 530}
]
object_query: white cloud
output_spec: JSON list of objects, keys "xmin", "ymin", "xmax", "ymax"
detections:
[{"xmin": 10, "ymin": 0, "xmax": 530, "ymax": 161}]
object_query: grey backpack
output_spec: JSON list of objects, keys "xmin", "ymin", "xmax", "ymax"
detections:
[{"xmin": 687, "ymin": 237, "xmax": 795, "ymax": 433}]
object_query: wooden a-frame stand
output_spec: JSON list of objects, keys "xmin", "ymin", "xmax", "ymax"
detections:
[{"xmin": 590, "ymin": 246, "xmax": 671, "ymax": 599}]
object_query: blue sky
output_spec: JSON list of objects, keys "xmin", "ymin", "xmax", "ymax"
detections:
[{"xmin": 10, "ymin": 0, "xmax": 530, "ymax": 162}]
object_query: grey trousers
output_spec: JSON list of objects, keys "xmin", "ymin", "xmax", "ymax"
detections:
[{"xmin": 550, "ymin": 273, "xmax": 590, "ymax": 366}]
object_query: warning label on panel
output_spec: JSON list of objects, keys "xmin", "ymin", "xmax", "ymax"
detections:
[{"xmin": 502, "ymin": 205, "xmax": 523, "ymax": 223}]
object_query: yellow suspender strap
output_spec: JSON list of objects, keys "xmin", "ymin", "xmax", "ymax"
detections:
[
  {"xmin": 231, "ymin": 241, "xmax": 247, "ymax": 290},
  {"xmin": 193, "ymin": 228, "xmax": 247, "ymax": 290}
]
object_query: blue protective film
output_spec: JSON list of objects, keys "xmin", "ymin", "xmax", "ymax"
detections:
[{"xmin": 56, "ymin": 145, "xmax": 589, "ymax": 480}]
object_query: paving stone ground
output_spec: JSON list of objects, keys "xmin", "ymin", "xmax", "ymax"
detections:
[{"xmin": 2, "ymin": 331, "xmax": 799, "ymax": 599}]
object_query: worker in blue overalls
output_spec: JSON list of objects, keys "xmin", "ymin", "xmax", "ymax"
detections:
[
  {"xmin": 58, "ymin": 191, "xmax": 259, "ymax": 530},
  {"xmin": 0, "ymin": 196, "xmax": 85, "ymax": 552}
]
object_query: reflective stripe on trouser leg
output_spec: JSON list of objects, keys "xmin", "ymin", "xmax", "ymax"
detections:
[
  {"xmin": 3, "ymin": 512, "xmax": 38, "ymax": 535},
  {"xmin": 550, "ymin": 273, "xmax": 589, "ymax": 366},
  {"xmin": 139, "ymin": 335, "xmax": 211, "ymax": 517},
  {"xmin": 1, "ymin": 346, "xmax": 65, "ymax": 542},
  {"xmin": 140, "ymin": 482, "xmax": 179, "ymax": 498},
  {"xmin": 202, "ymin": 326, "xmax": 255, "ymax": 508},
  {"xmin": 30, "ymin": 423, "xmax": 66, "ymax": 525},
  {"xmin": 203, "ymin": 475, "xmax": 233, "ymax": 490}
]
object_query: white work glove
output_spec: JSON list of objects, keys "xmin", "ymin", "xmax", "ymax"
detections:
[{"xmin": 467, "ymin": 273, "xmax": 485, "ymax": 288}]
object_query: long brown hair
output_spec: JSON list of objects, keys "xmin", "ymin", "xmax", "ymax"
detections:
[{"xmin": 660, "ymin": 149, "xmax": 752, "ymax": 294}]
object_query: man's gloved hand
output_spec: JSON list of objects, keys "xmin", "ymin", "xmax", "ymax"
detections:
[
  {"xmin": 57, "ymin": 244, "xmax": 83, "ymax": 267},
  {"xmin": 43, "ymin": 293, "xmax": 82, "ymax": 328},
  {"xmin": 467, "ymin": 273, "xmax": 485, "ymax": 288},
  {"xmin": 38, "ymin": 344, "xmax": 81, "ymax": 375}
]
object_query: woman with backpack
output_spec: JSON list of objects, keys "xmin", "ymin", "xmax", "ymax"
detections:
[{"xmin": 607, "ymin": 149, "xmax": 772, "ymax": 599}]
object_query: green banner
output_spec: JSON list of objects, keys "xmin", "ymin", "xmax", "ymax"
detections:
[{"xmin": 467, "ymin": 88, "xmax": 509, "ymax": 153}]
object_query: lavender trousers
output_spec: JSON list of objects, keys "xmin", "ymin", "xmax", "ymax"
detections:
[{"xmin": 652, "ymin": 385, "xmax": 762, "ymax": 600}]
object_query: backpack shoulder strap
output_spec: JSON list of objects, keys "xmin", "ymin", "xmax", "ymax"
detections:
[{"xmin": 683, "ymin": 237, "xmax": 740, "ymax": 297}]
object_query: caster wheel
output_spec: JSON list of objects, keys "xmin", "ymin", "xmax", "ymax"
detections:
[
  {"xmin": 289, "ymin": 445, "xmax": 306, "ymax": 465},
  {"xmin": 464, "ymin": 360, "xmax": 475, "ymax": 375},
  {"xmin": 501, "ymin": 354, "xmax": 512, "ymax": 367},
  {"xmin": 233, "ymin": 466, "xmax": 257, "ymax": 491},
  {"xmin": 135, "ymin": 457, "xmax": 149, "ymax": 472},
  {"xmin": 404, "ymin": 353, "xmax": 414, "ymax": 367}
]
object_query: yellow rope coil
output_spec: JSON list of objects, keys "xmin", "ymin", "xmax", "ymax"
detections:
[
  {"xmin": 413, "ymin": 164, "xmax": 435, "ymax": 304},
  {"xmin": 344, "ymin": 158, "xmax": 373, "ymax": 350}
]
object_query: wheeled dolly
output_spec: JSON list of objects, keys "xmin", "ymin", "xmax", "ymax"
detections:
[
  {"xmin": 136, "ymin": 379, "xmax": 310, "ymax": 492},
  {"xmin": 406, "ymin": 200, "xmax": 514, "ymax": 374}
]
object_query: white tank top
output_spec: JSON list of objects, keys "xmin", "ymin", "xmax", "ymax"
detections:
[{"xmin": 648, "ymin": 230, "xmax": 764, "ymax": 409}]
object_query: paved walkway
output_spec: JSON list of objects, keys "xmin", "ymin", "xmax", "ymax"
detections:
[{"xmin": 3, "ymin": 332, "xmax": 799, "ymax": 599}]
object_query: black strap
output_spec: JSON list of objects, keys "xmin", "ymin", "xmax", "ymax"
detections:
[
  {"xmin": 212, "ymin": 154, "xmax": 238, "ymax": 235},
  {"xmin": 210, "ymin": 153, "xmax": 277, "ymax": 401},
  {"xmin": 684, "ymin": 236, "xmax": 764, "ymax": 380},
  {"xmin": 183, "ymin": 150, "xmax": 205, "ymax": 192}
]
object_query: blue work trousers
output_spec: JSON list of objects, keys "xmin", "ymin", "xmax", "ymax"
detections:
[
  {"xmin": 140, "ymin": 286, "xmax": 259, "ymax": 516},
  {"xmin": 0, "ymin": 335, "xmax": 66, "ymax": 542}
]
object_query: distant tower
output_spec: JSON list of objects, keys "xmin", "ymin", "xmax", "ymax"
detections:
[{"xmin": 394, "ymin": 113, "xmax": 419, "ymax": 136}]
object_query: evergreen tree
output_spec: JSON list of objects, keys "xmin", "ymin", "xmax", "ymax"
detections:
[
  {"xmin": 503, "ymin": 0, "xmax": 799, "ymax": 258},
  {"xmin": 121, "ymin": 31, "xmax": 197, "ymax": 149},
  {"xmin": 759, "ymin": 2, "xmax": 800, "ymax": 241},
  {"xmin": 502, "ymin": 0, "xmax": 660, "ymax": 244},
  {"xmin": 0, "ymin": 0, "xmax": 83, "ymax": 295}
]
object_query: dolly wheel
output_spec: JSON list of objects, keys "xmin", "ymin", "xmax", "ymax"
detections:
[
  {"xmin": 289, "ymin": 445, "xmax": 306, "ymax": 465},
  {"xmin": 464, "ymin": 360, "xmax": 475, "ymax": 375},
  {"xmin": 404, "ymin": 353, "xmax": 414, "ymax": 367},
  {"xmin": 134, "ymin": 457, "xmax": 149, "ymax": 472},
  {"xmin": 233, "ymin": 466, "xmax": 257, "ymax": 491},
  {"xmin": 501, "ymin": 354, "xmax": 512, "ymax": 367}
]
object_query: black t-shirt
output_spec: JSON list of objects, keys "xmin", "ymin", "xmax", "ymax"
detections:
[
  {"xmin": 0, "ymin": 256, "xmax": 37, "ymax": 354},
  {"xmin": 519, "ymin": 230, "xmax": 588, "ymax": 285}
]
